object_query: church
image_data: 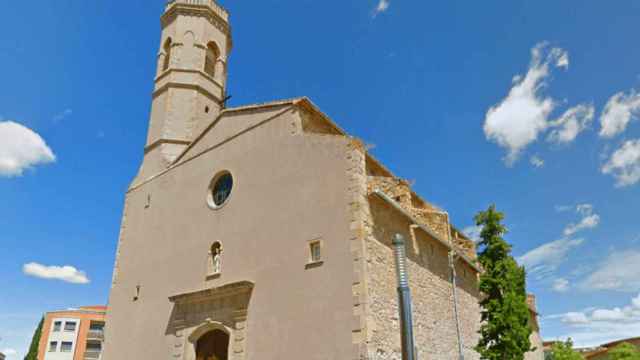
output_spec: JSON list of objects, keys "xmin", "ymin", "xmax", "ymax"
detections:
[{"xmin": 102, "ymin": 1, "xmax": 543, "ymax": 359}]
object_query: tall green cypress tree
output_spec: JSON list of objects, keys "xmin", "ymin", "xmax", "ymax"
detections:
[
  {"xmin": 24, "ymin": 317, "xmax": 43, "ymax": 360},
  {"xmin": 474, "ymin": 205, "xmax": 533, "ymax": 360}
]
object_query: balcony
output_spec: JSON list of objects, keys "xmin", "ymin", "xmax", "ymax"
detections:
[
  {"xmin": 84, "ymin": 351, "xmax": 101, "ymax": 360},
  {"xmin": 86, "ymin": 330, "xmax": 104, "ymax": 340}
]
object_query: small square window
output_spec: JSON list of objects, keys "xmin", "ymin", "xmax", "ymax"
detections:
[
  {"xmin": 49, "ymin": 341, "xmax": 57, "ymax": 352},
  {"xmin": 61, "ymin": 342, "xmax": 73, "ymax": 352},
  {"xmin": 305, "ymin": 238, "xmax": 324, "ymax": 269},
  {"xmin": 64, "ymin": 321, "xmax": 77, "ymax": 332},
  {"xmin": 310, "ymin": 242, "xmax": 322, "ymax": 262},
  {"xmin": 89, "ymin": 321, "xmax": 104, "ymax": 331},
  {"xmin": 86, "ymin": 341, "xmax": 102, "ymax": 352},
  {"xmin": 53, "ymin": 321, "xmax": 61, "ymax": 332}
]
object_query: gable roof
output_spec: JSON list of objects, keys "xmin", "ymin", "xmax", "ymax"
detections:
[
  {"xmin": 145, "ymin": 97, "xmax": 476, "ymax": 264},
  {"xmin": 171, "ymin": 97, "xmax": 304, "ymax": 166}
]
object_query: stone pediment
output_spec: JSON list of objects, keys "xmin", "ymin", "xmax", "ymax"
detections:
[{"xmin": 169, "ymin": 281, "xmax": 254, "ymax": 305}]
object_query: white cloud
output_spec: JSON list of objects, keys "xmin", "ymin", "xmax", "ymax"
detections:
[
  {"xmin": 0, "ymin": 121, "xmax": 55, "ymax": 177},
  {"xmin": 547, "ymin": 104, "xmax": 595, "ymax": 144},
  {"xmin": 564, "ymin": 214, "xmax": 600, "ymax": 237},
  {"xmin": 484, "ymin": 43, "xmax": 568, "ymax": 165},
  {"xmin": 563, "ymin": 203, "xmax": 600, "ymax": 237},
  {"xmin": 562, "ymin": 312, "xmax": 590, "ymax": 325},
  {"xmin": 599, "ymin": 90, "xmax": 640, "ymax": 138},
  {"xmin": 555, "ymin": 205, "xmax": 573, "ymax": 212},
  {"xmin": 1, "ymin": 348, "xmax": 17, "ymax": 356},
  {"xmin": 576, "ymin": 203, "xmax": 593, "ymax": 216},
  {"xmin": 566, "ymin": 324, "xmax": 640, "ymax": 349},
  {"xmin": 580, "ymin": 250, "xmax": 640, "ymax": 292},
  {"xmin": 518, "ymin": 238, "xmax": 584, "ymax": 277},
  {"xmin": 23, "ymin": 262, "xmax": 90, "ymax": 284},
  {"xmin": 556, "ymin": 52, "xmax": 570, "ymax": 70},
  {"xmin": 373, "ymin": 0, "xmax": 390, "ymax": 17},
  {"xmin": 591, "ymin": 308, "xmax": 630, "ymax": 322},
  {"xmin": 520, "ymin": 204, "xmax": 598, "ymax": 287},
  {"xmin": 548, "ymin": 293, "xmax": 640, "ymax": 347},
  {"xmin": 552, "ymin": 278, "xmax": 570, "ymax": 293},
  {"xmin": 530, "ymin": 155, "xmax": 545, "ymax": 168},
  {"xmin": 462, "ymin": 225, "xmax": 483, "ymax": 243},
  {"xmin": 52, "ymin": 108, "xmax": 72, "ymax": 123},
  {"xmin": 562, "ymin": 305, "xmax": 639, "ymax": 324},
  {"xmin": 602, "ymin": 139, "xmax": 640, "ymax": 187}
]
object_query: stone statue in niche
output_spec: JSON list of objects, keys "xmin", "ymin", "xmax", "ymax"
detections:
[
  {"xmin": 213, "ymin": 247, "xmax": 221, "ymax": 274},
  {"xmin": 208, "ymin": 242, "xmax": 222, "ymax": 277}
]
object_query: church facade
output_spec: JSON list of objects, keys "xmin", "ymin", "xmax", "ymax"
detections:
[{"xmin": 102, "ymin": 1, "xmax": 541, "ymax": 359}]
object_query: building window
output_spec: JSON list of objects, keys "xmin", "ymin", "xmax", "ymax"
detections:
[
  {"xmin": 89, "ymin": 321, "xmax": 104, "ymax": 331},
  {"xmin": 60, "ymin": 342, "xmax": 73, "ymax": 352},
  {"xmin": 86, "ymin": 340, "xmax": 102, "ymax": 353},
  {"xmin": 204, "ymin": 42, "xmax": 219, "ymax": 78},
  {"xmin": 310, "ymin": 242, "xmax": 322, "ymax": 262},
  {"xmin": 64, "ymin": 321, "xmax": 76, "ymax": 332},
  {"xmin": 49, "ymin": 341, "xmax": 57, "ymax": 352},
  {"xmin": 306, "ymin": 238, "xmax": 324, "ymax": 269},
  {"xmin": 163, "ymin": 38, "xmax": 172, "ymax": 71},
  {"xmin": 53, "ymin": 321, "xmax": 61, "ymax": 332},
  {"xmin": 207, "ymin": 171, "xmax": 233, "ymax": 209}
]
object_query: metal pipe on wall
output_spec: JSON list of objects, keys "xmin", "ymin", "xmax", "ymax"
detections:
[
  {"xmin": 373, "ymin": 189, "xmax": 480, "ymax": 360},
  {"xmin": 392, "ymin": 233, "xmax": 417, "ymax": 360},
  {"xmin": 449, "ymin": 251, "xmax": 465, "ymax": 360},
  {"xmin": 446, "ymin": 217, "xmax": 465, "ymax": 360}
]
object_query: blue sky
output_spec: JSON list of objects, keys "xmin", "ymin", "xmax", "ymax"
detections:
[{"xmin": 1, "ymin": 0, "xmax": 640, "ymax": 357}]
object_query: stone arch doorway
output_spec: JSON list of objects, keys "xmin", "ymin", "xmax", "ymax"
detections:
[{"xmin": 196, "ymin": 329, "xmax": 229, "ymax": 360}]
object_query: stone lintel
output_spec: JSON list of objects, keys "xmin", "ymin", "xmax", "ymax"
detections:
[{"xmin": 168, "ymin": 281, "xmax": 254, "ymax": 304}]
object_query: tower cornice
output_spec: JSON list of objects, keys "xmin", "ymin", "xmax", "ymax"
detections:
[
  {"xmin": 165, "ymin": 0, "xmax": 229, "ymax": 21},
  {"xmin": 161, "ymin": 0, "xmax": 233, "ymax": 52}
]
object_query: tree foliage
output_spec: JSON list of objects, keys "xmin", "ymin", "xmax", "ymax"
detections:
[
  {"xmin": 474, "ymin": 205, "xmax": 533, "ymax": 360},
  {"xmin": 608, "ymin": 342, "xmax": 640, "ymax": 360},
  {"xmin": 549, "ymin": 339, "xmax": 584, "ymax": 360},
  {"xmin": 24, "ymin": 317, "xmax": 43, "ymax": 360}
]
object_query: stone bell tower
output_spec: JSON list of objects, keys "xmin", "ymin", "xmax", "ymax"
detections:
[{"xmin": 142, "ymin": 0, "xmax": 232, "ymax": 177}]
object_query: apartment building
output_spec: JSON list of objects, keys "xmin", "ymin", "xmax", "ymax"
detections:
[{"xmin": 37, "ymin": 306, "xmax": 107, "ymax": 360}]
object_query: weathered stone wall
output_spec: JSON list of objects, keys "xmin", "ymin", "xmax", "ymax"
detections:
[
  {"xmin": 526, "ymin": 295, "xmax": 545, "ymax": 360},
  {"xmin": 367, "ymin": 176, "xmax": 413, "ymax": 208},
  {"xmin": 526, "ymin": 330, "xmax": 545, "ymax": 360},
  {"xmin": 366, "ymin": 175, "xmax": 476, "ymax": 260},
  {"xmin": 364, "ymin": 195, "xmax": 482, "ymax": 360},
  {"xmin": 346, "ymin": 139, "xmax": 374, "ymax": 360},
  {"xmin": 410, "ymin": 207, "xmax": 450, "ymax": 242}
]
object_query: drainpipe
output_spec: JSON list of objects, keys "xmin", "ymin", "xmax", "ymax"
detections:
[
  {"xmin": 446, "ymin": 220, "xmax": 465, "ymax": 360},
  {"xmin": 449, "ymin": 251, "xmax": 465, "ymax": 360},
  {"xmin": 392, "ymin": 233, "xmax": 417, "ymax": 360}
]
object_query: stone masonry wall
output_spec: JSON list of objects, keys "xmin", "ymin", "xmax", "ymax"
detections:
[
  {"xmin": 346, "ymin": 139, "xmax": 373, "ymax": 360},
  {"xmin": 364, "ymin": 195, "xmax": 482, "ymax": 360},
  {"xmin": 526, "ymin": 330, "xmax": 545, "ymax": 360},
  {"xmin": 367, "ymin": 175, "xmax": 477, "ymax": 260},
  {"xmin": 525, "ymin": 296, "xmax": 545, "ymax": 360},
  {"xmin": 312, "ymin": 117, "xmax": 538, "ymax": 360}
]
